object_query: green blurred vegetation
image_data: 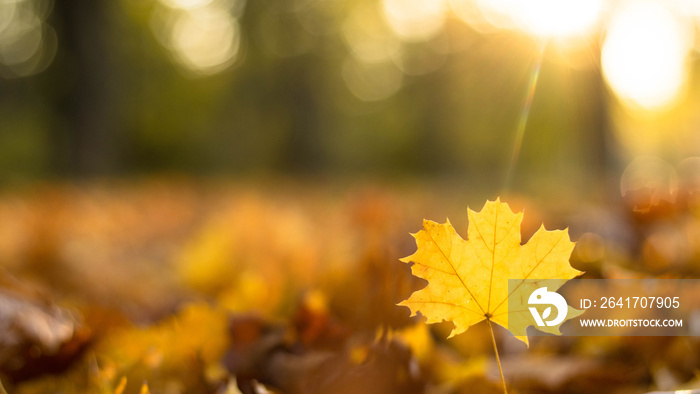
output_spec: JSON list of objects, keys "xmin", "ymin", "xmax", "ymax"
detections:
[{"xmin": 0, "ymin": 0, "xmax": 614, "ymax": 198}]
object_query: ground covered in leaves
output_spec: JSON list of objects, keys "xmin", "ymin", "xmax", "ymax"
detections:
[{"xmin": 0, "ymin": 179, "xmax": 699, "ymax": 393}]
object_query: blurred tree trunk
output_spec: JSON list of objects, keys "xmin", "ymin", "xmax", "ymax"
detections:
[
  {"xmin": 279, "ymin": 58, "xmax": 325, "ymax": 172},
  {"xmin": 48, "ymin": 0, "xmax": 124, "ymax": 177},
  {"xmin": 588, "ymin": 42, "xmax": 618, "ymax": 191}
]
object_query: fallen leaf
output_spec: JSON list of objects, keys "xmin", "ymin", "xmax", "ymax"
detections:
[
  {"xmin": 95, "ymin": 303, "xmax": 229, "ymax": 392},
  {"xmin": 493, "ymin": 353, "xmax": 645, "ymax": 392},
  {"xmin": 0, "ymin": 287, "xmax": 90, "ymax": 383},
  {"xmin": 113, "ymin": 377, "xmax": 126, "ymax": 394},
  {"xmin": 399, "ymin": 199, "xmax": 583, "ymax": 345}
]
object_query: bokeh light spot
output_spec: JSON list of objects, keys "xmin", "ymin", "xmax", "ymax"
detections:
[
  {"xmin": 574, "ymin": 232, "xmax": 605, "ymax": 263},
  {"xmin": 0, "ymin": 0, "xmax": 55, "ymax": 78},
  {"xmin": 391, "ymin": 43, "xmax": 445, "ymax": 76},
  {"xmin": 0, "ymin": 1, "xmax": 17, "ymax": 34},
  {"xmin": 602, "ymin": 1, "xmax": 693, "ymax": 110},
  {"xmin": 449, "ymin": 0, "xmax": 503, "ymax": 34},
  {"xmin": 621, "ymin": 156, "xmax": 678, "ymax": 213},
  {"xmin": 678, "ymin": 157, "xmax": 700, "ymax": 213},
  {"xmin": 380, "ymin": 0, "xmax": 447, "ymax": 42},
  {"xmin": 170, "ymin": 8, "xmax": 240, "ymax": 75},
  {"xmin": 152, "ymin": 0, "xmax": 244, "ymax": 76},
  {"xmin": 160, "ymin": 0, "xmax": 214, "ymax": 10},
  {"xmin": 343, "ymin": 3, "xmax": 400, "ymax": 64},
  {"xmin": 342, "ymin": 57, "xmax": 402, "ymax": 102}
]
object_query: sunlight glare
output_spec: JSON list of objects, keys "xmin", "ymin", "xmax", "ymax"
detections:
[
  {"xmin": 514, "ymin": 0, "xmax": 604, "ymax": 38},
  {"xmin": 602, "ymin": 1, "xmax": 692, "ymax": 110},
  {"xmin": 451, "ymin": 0, "xmax": 602, "ymax": 38}
]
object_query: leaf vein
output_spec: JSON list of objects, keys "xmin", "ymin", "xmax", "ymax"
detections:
[{"xmin": 426, "ymin": 228, "xmax": 486, "ymax": 316}]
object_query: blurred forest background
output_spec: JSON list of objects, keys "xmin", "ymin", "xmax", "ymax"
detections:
[
  {"xmin": 0, "ymin": 0, "xmax": 697, "ymax": 191},
  {"xmin": 0, "ymin": 0, "xmax": 655, "ymax": 190},
  {"xmin": 1, "ymin": 0, "xmax": 700, "ymax": 393}
]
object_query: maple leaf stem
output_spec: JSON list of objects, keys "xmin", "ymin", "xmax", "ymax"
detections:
[{"xmin": 487, "ymin": 319, "xmax": 508, "ymax": 394}]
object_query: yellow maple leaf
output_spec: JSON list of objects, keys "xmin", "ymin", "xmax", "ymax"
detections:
[{"xmin": 399, "ymin": 199, "xmax": 583, "ymax": 346}]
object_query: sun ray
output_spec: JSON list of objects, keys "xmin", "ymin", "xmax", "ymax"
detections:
[{"xmin": 503, "ymin": 40, "xmax": 547, "ymax": 193}]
